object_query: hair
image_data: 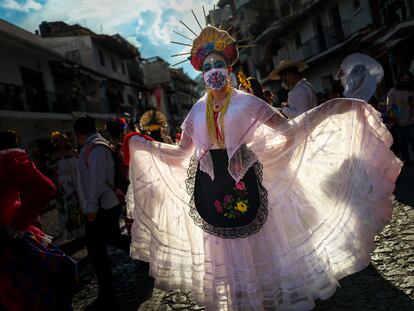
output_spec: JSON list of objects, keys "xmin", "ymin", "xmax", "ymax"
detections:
[
  {"xmin": 396, "ymin": 71, "xmax": 414, "ymax": 90},
  {"xmin": 247, "ymin": 77, "xmax": 266, "ymax": 102},
  {"xmin": 279, "ymin": 66, "xmax": 300, "ymax": 76},
  {"xmin": 144, "ymin": 129, "xmax": 163, "ymax": 142},
  {"xmin": 0, "ymin": 130, "xmax": 18, "ymax": 151},
  {"xmin": 73, "ymin": 116, "xmax": 97, "ymax": 135},
  {"xmin": 51, "ymin": 131, "xmax": 72, "ymax": 150},
  {"xmin": 106, "ymin": 120, "xmax": 125, "ymax": 140}
]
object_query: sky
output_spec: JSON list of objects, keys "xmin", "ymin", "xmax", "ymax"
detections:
[{"xmin": 0, "ymin": 0, "xmax": 217, "ymax": 78}]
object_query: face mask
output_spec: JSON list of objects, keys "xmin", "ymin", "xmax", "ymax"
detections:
[{"xmin": 204, "ymin": 68, "xmax": 228, "ymax": 90}]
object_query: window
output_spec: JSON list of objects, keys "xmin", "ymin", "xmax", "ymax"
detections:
[
  {"xmin": 121, "ymin": 61, "xmax": 126, "ymax": 75},
  {"xmin": 98, "ymin": 50, "xmax": 105, "ymax": 66},
  {"xmin": 111, "ymin": 56, "xmax": 117, "ymax": 71},
  {"xmin": 353, "ymin": 0, "xmax": 360, "ymax": 10},
  {"xmin": 66, "ymin": 50, "xmax": 81, "ymax": 64}
]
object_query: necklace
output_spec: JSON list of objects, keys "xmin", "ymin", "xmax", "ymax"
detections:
[{"xmin": 206, "ymin": 87, "xmax": 233, "ymax": 148}]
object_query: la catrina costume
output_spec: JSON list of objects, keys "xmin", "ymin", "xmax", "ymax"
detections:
[{"xmin": 124, "ymin": 12, "xmax": 402, "ymax": 311}]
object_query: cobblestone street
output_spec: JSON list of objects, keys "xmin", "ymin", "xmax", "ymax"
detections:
[{"xmin": 68, "ymin": 165, "xmax": 414, "ymax": 311}]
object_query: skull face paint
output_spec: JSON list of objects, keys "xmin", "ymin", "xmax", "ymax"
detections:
[{"xmin": 203, "ymin": 53, "xmax": 229, "ymax": 91}]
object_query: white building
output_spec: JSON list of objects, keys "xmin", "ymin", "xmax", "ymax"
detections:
[
  {"xmin": 0, "ymin": 19, "xmax": 74, "ymax": 149},
  {"xmin": 39, "ymin": 21, "xmax": 141, "ymax": 115},
  {"xmin": 0, "ymin": 19, "xmax": 146, "ymax": 153}
]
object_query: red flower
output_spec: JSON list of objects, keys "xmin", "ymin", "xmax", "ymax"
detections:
[
  {"xmin": 190, "ymin": 56, "xmax": 202, "ymax": 71},
  {"xmin": 223, "ymin": 44, "xmax": 236, "ymax": 63},
  {"xmin": 215, "ymin": 200, "xmax": 223, "ymax": 213},
  {"xmin": 236, "ymin": 181, "xmax": 245, "ymax": 190}
]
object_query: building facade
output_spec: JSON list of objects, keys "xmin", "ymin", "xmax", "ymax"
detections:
[
  {"xmin": 141, "ymin": 57, "xmax": 198, "ymax": 135},
  {"xmin": 0, "ymin": 19, "xmax": 147, "ymax": 151},
  {"xmin": 217, "ymin": 0, "xmax": 414, "ymax": 96}
]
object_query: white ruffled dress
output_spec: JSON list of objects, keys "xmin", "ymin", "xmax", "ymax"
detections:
[{"xmin": 126, "ymin": 88, "xmax": 401, "ymax": 311}]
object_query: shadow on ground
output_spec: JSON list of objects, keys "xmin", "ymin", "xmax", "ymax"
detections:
[{"xmin": 314, "ymin": 264, "xmax": 414, "ymax": 311}]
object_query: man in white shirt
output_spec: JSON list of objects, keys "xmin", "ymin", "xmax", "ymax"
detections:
[
  {"xmin": 269, "ymin": 59, "xmax": 317, "ymax": 119},
  {"xmin": 74, "ymin": 116, "xmax": 129, "ymax": 311}
]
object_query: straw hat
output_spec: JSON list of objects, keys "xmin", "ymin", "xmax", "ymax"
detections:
[
  {"xmin": 268, "ymin": 59, "xmax": 307, "ymax": 80},
  {"xmin": 337, "ymin": 53, "xmax": 384, "ymax": 101}
]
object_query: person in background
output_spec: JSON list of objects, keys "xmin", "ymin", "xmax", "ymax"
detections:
[
  {"xmin": 138, "ymin": 109, "xmax": 173, "ymax": 143},
  {"xmin": 105, "ymin": 118, "xmax": 132, "ymax": 235},
  {"xmin": 0, "ymin": 130, "xmax": 77, "ymax": 311},
  {"xmin": 387, "ymin": 71, "xmax": 414, "ymax": 163},
  {"xmin": 269, "ymin": 59, "xmax": 317, "ymax": 119},
  {"xmin": 74, "ymin": 117, "xmax": 130, "ymax": 311},
  {"xmin": 50, "ymin": 131, "xmax": 84, "ymax": 242}
]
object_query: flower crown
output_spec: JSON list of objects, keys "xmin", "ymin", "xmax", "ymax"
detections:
[
  {"xmin": 170, "ymin": 8, "xmax": 253, "ymax": 72},
  {"xmin": 189, "ymin": 26, "xmax": 238, "ymax": 71}
]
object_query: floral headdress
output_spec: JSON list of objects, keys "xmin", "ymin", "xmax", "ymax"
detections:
[
  {"xmin": 139, "ymin": 110, "xmax": 168, "ymax": 133},
  {"xmin": 171, "ymin": 7, "xmax": 253, "ymax": 71},
  {"xmin": 189, "ymin": 26, "xmax": 238, "ymax": 71},
  {"xmin": 50, "ymin": 131, "xmax": 68, "ymax": 144}
]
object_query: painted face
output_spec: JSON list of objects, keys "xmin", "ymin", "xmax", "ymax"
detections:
[{"xmin": 202, "ymin": 53, "xmax": 229, "ymax": 90}]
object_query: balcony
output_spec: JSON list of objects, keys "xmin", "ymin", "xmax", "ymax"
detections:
[
  {"xmin": 299, "ymin": 20, "xmax": 353, "ymax": 60},
  {"xmin": 281, "ymin": 0, "xmax": 324, "ymax": 18},
  {"xmin": 0, "ymin": 83, "xmax": 123, "ymax": 115}
]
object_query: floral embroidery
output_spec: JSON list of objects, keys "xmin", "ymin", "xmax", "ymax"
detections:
[
  {"xmin": 236, "ymin": 201, "xmax": 248, "ymax": 213},
  {"xmin": 236, "ymin": 181, "xmax": 245, "ymax": 190},
  {"xmin": 215, "ymin": 181, "xmax": 249, "ymax": 219},
  {"xmin": 215, "ymin": 200, "xmax": 223, "ymax": 213}
]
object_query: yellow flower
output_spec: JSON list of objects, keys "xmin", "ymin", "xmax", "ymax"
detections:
[
  {"xmin": 235, "ymin": 201, "xmax": 248, "ymax": 213},
  {"xmin": 215, "ymin": 40, "xmax": 226, "ymax": 51}
]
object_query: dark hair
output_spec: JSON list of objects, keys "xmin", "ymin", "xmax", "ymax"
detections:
[
  {"xmin": 0, "ymin": 130, "xmax": 18, "ymax": 150},
  {"xmin": 247, "ymin": 77, "xmax": 266, "ymax": 102},
  {"xmin": 396, "ymin": 71, "xmax": 414, "ymax": 90},
  {"xmin": 106, "ymin": 120, "xmax": 125, "ymax": 140},
  {"xmin": 73, "ymin": 117, "xmax": 97, "ymax": 135},
  {"xmin": 279, "ymin": 66, "xmax": 300, "ymax": 76},
  {"xmin": 144, "ymin": 129, "xmax": 163, "ymax": 142}
]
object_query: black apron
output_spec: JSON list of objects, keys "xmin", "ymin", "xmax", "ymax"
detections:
[{"xmin": 187, "ymin": 149, "xmax": 268, "ymax": 239}]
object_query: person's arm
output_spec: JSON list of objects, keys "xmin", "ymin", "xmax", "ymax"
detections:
[
  {"xmin": 11, "ymin": 154, "xmax": 56, "ymax": 230},
  {"xmin": 85, "ymin": 146, "xmax": 113, "ymax": 219}
]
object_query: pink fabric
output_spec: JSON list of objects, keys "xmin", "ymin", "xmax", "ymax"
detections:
[{"xmin": 127, "ymin": 92, "xmax": 402, "ymax": 310}]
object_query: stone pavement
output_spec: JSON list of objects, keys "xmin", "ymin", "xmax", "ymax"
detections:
[{"xmin": 69, "ymin": 165, "xmax": 414, "ymax": 311}]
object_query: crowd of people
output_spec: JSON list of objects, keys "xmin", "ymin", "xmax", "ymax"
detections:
[{"xmin": 0, "ymin": 23, "xmax": 413, "ymax": 311}]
